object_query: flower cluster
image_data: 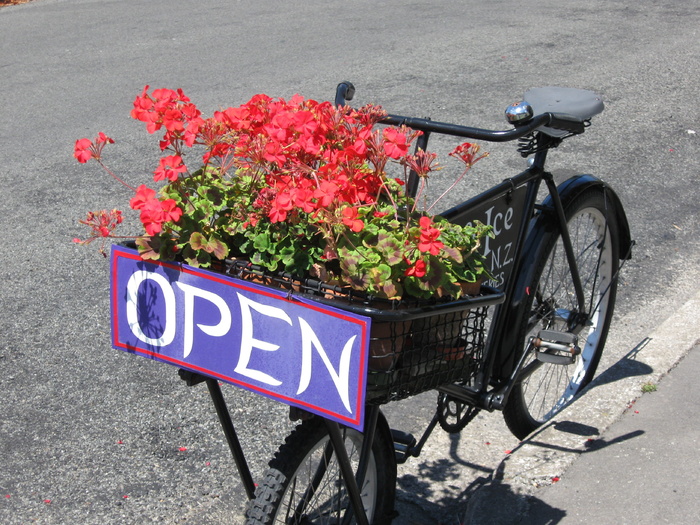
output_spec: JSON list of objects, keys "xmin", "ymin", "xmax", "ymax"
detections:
[
  {"xmin": 75, "ymin": 87, "xmax": 491, "ymax": 299},
  {"xmin": 72, "ymin": 209, "xmax": 123, "ymax": 255}
]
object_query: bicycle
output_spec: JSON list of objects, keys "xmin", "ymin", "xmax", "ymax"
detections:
[{"xmin": 162, "ymin": 81, "xmax": 632, "ymax": 524}]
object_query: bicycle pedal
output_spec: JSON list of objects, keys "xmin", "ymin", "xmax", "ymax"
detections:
[
  {"xmin": 532, "ymin": 330, "xmax": 579, "ymax": 365},
  {"xmin": 391, "ymin": 429, "xmax": 417, "ymax": 464}
]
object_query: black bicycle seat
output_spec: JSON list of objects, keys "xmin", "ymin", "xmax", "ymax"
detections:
[{"xmin": 523, "ymin": 87, "xmax": 604, "ymax": 137}]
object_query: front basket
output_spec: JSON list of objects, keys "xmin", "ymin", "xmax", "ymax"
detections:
[{"xmin": 223, "ymin": 259, "xmax": 504, "ymax": 405}]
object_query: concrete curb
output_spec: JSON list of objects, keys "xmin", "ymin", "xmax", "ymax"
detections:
[{"xmin": 463, "ymin": 288, "xmax": 700, "ymax": 524}]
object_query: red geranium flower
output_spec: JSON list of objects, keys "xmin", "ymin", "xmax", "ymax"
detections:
[
  {"xmin": 417, "ymin": 216, "xmax": 444, "ymax": 255},
  {"xmin": 382, "ymin": 128, "xmax": 409, "ymax": 159},
  {"xmin": 405, "ymin": 259, "xmax": 427, "ymax": 278},
  {"xmin": 341, "ymin": 206, "xmax": 364, "ymax": 232},
  {"xmin": 129, "ymin": 184, "xmax": 157, "ymax": 210},
  {"xmin": 449, "ymin": 142, "xmax": 488, "ymax": 168},
  {"xmin": 153, "ymin": 155, "xmax": 187, "ymax": 182},
  {"xmin": 74, "ymin": 138, "xmax": 93, "ymax": 163}
]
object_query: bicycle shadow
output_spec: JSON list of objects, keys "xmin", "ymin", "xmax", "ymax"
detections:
[
  {"xmin": 393, "ymin": 338, "xmax": 654, "ymax": 524},
  {"xmin": 395, "ymin": 424, "xmax": 645, "ymax": 524},
  {"xmin": 591, "ymin": 337, "xmax": 654, "ymax": 387}
]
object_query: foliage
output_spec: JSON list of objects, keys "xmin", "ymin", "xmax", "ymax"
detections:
[{"xmin": 74, "ymin": 87, "xmax": 491, "ymax": 300}]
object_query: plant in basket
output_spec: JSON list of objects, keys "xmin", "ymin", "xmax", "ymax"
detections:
[
  {"xmin": 75, "ymin": 87, "xmax": 490, "ymax": 299},
  {"xmin": 74, "ymin": 87, "xmax": 492, "ymax": 370}
]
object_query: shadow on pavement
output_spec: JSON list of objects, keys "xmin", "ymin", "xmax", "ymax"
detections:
[
  {"xmin": 389, "ymin": 338, "xmax": 653, "ymax": 523},
  {"xmin": 461, "ymin": 462, "xmax": 567, "ymax": 525},
  {"xmin": 592, "ymin": 337, "xmax": 654, "ymax": 387}
]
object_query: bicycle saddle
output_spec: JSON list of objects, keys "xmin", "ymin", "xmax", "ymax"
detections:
[{"xmin": 523, "ymin": 86, "xmax": 604, "ymax": 137}]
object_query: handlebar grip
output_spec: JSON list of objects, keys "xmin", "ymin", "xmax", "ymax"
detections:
[
  {"xmin": 546, "ymin": 112, "xmax": 586, "ymax": 134},
  {"xmin": 335, "ymin": 81, "xmax": 355, "ymax": 107}
]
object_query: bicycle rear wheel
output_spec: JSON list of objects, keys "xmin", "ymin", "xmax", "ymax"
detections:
[
  {"xmin": 245, "ymin": 416, "xmax": 396, "ymax": 524},
  {"xmin": 503, "ymin": 189, "xmax": 620, "ymax": 440}
]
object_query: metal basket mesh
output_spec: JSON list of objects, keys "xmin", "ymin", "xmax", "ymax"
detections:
[
  {"xmin": 222, "ymin": 258, "xmax": 491, "ymax": 405},
  {"xmin": 364, "ymin": 306, "xmax": 488, "ymax": 404}
]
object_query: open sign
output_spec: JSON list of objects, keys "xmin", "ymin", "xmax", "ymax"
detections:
[{"xmin": 110, "ymin": 245, "xmax": 370, "ymax": 430}]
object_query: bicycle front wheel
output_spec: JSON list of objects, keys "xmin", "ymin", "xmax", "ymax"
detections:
[
  {"xmin": 503, "ymin": 189, "xmax": 620, "ymax": 440},
  {"xmin": 245, "ymin": 416, "xmax": 396, "ymax": 525}
]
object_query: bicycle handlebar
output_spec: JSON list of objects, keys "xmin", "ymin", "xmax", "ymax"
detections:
[
  {"xmin": 335, "ymin": 81, "xmax": 586, "ymax": 143},
  {"xmin": 382, "ymin": 112, "xmax": 585, "ymax": 143}
]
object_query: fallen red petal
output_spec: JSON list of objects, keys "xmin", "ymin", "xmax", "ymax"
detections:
[
  {"xmin": 43, "ymin": 499, "xmax": 51, "ymax": 504},
  {"xmin": 179, "ymin": 447, "xmax": 187, "ymax": 452},
  {"xmin": 552, "ymin": 477, "xmax": 560, "ymax": 483},
  {"xmin": 504, "ymin": 450, "xmax": 512, "ymax": 454}
]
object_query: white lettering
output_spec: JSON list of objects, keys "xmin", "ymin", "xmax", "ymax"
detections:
[
  {"xmin": 483, "ymin": 205, "xmax": 494, "ymax": 257},
  {"xmin": 234, "ymin": 293, "xmax": 292, "ymax": 386},
  {"xmin": 297, "ymin": 318, "xmax": 355, "ymax": 414},
  {"xmin": 175, "ymin": 282, "xmax": 232, "ymax": 359},
  {"xmin": 504, "ymin": 206, "xmax": 514, "ymax": 231},
  {"xmin": 503, "ymin": 241, "xmax": 514, "ymax": 266},
  {"xmin": 483, "ymin": 204, "xmax": 515, "ymax": 270},
  {"xmin": 125, "ymin": 271, "xmax": 176, "ymax": 347}
]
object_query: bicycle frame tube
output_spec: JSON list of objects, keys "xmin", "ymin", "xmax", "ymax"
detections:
[
  {"xmin": 541, "ymin": 172, "xmax": 587, "ymax": 316},
  {"xmin": 436, "ymin": 142, "xmax": 592, "ymax": 398}
]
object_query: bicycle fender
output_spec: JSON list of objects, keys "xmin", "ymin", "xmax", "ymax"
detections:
[
  {"xmin": 544, "ymin": 175, "xmax": 633, "ymax": 260},
  {"xmin": 490, "ymin": 176, "xmax": 631, "ymax": 382}
]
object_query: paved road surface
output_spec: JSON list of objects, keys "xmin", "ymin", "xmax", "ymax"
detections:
[{"xmin": 1, "ymin": 1, "xmax": 699, "ymax": 523}]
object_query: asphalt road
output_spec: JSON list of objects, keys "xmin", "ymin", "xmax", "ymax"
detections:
[{"xmin": 1, "ymin": 1, "xmax": 699, "ymax": 523}]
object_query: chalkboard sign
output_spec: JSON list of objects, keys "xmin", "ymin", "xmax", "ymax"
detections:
[{"xmin": 451, "ymin": 184, "xmax": 528, "ymax": 290}]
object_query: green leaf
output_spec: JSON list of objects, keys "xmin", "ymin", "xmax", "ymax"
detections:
[
  {"xmin": 253, "ymin": 232, "xmax": 271, "ymax": 253},
  {"xmin": 205, "ymin": 236, "xmax": 229, "ymax": 260},
  {"xmin": 370, "ymin": 264, "xmax": 392, "ymax": 282},
  {"xmin": 376, "ymin": 232, "xmax": 403, "ymax": 265},
  {"xmin": 136, "ymin": 236, "xmax": 161, "ymax": 260},
  {"xmin": 441, "ymin": 245, "xmax": 462, "ymax": 263},
  {"xmin": 381, "ymin": 281, "xmax": 402, "ymax": 300},
  {"xmin": 189, "ymin": 232, "xmax": 206, "ymax": 251}
]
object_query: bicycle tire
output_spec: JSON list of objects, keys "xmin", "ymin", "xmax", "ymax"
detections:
[
  {"xmin": 503, "ymin": 188, "xmax": 620, "ymax": 440},
  {"xmin": 245, "ymin": 416, "xmax": 396, "ymax": 525}
]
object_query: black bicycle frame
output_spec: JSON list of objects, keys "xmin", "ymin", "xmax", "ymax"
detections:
[{"xmin": 381, "ymin": 118, "xmax": 589, "ymax": 400}]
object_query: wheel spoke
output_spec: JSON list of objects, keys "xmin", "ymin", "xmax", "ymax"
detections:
[{"xmin": 504, "ymin": 192, "xmax": 620, "ymax": 440}]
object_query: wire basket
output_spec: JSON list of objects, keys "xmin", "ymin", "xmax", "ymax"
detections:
[
  {"xmin": 364, "ymin": 306, "xmax": 490, "ymax": 404},
  {"xmin": 222, "ymin": 258, "xmax": 502, "ymax": 405}
]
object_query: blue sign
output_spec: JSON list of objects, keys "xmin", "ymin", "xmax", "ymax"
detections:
[{"xmin": 110, "ymin": 245, "xmax": 371, "ymax": 430}]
